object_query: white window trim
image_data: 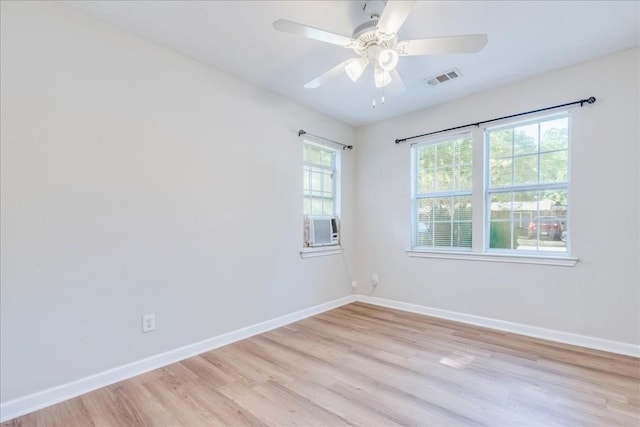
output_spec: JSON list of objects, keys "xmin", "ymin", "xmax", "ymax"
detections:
[
  {"xmin": 300, "ymin": 246, "xmax": 344, "ymax": 258},
  {"xmin": 408, "ymin": 112, "xmax": 578, "ymax": 266},
  {"xmin": 411, "ymin": 131, "xmax": 473, "ymax": 250},
  {"xmin": 406, "ymin": 250, "xmax": 578, "ymax": 266},
  {"xmin": 302, "ymin": 138, "xmax": 342, "ymax": 255},
  {"xmin": 303, "ymin": 138, "xmax": 341, "ymax": 217}
]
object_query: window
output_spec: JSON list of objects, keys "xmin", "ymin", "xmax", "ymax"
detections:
[
  {"xmin": 411, "ymin": 113, "xmax": 571, "ymax": 260},
  {"xmin": 303, "ymin": 141, "xmax": 338, "ymax": 216},
  {"xmin": 412, "ymin": 133, "xmax": 473, "ymax": 249},
  {"xmin": 486, "ymin": 114, "xmax": 569, "ymax": 253}
]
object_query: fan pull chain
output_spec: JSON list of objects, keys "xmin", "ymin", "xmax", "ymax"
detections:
[{"xmin": 373, "ymin": 90, "xmax": 385, "ymax": 109}]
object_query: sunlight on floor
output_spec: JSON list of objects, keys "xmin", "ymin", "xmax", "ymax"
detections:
[{"xmin": 439, "ymin": 354, "xmax": 475, "ymax": 369}]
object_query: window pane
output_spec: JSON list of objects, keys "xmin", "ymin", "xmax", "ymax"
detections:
[
  {"xmin": 305, "ymin": 145, "xmax": 315, "ymax": 163},
  {"xmin": 417, "ymin": 168, "xmax": 436, "ymax": 194},
  {"xmin": 489, "ymin": 221, "xmax": 515, "ymax": 249},
  {"xmin": 488, "ymin": 190, "xmax": 567, "ymax": 252},
  {"xmin": 419, "ymin": 145, "xmax": 435, "ymax": 169},
  {"xmin": 490, "ymin": 192, "xmax": 512, "ymax": 220},
  {"xmin": 323, "ymin": 199, "xmax": 333, "ymax": 216},
  {"xmin": 513, "ymin": 124, "xmax": 538, "ymax": 156},
  {"xmin": 540, "ymin": 117, "xmax": 568, "ymax": 152},
  {"xmin": 416, "ymin": 135, "xmax": 472, "ymax": 194},
  {"xmin": 415, "ymin": 196, "xmax": 471, "ymax": 249},
  {"xmin": 457, "ymin": 164, "xmax": 473, "ymax": 191},
  {"xmin": 323, "ymin": 173, "xmax": 333, "ymax": 193},
  {"xmin": 311, "ymin": 198, "xmax": 323, "ymax": 215},
  {"xmin": 413, "ymin": 134, "xmax": 472, "ymax": 250},
  {"xmin": 489, "ymin": 129, "xmax": 512, "ymax": 159},
  {"xmin": 437, "ymin": 167, "xmax": 454, "ymax": 192},
  {"xmin": 513, "ymin": 154, "xmax": 538, "ymax": 185},
  {"xmin": 540, "ymin": 151, "xmax": 568, "ymax": 183},
  {"xmin": 320, "ymin": 150, "xmax": 334, "ymax": 167},
  {"xmin": 303, "ymin": 142, "xmax": 338, "ymax": 220},
  {"xmin": 490, "ymin": 158, "xmax": 512, "ymax": 187},
  {"xmin": 457, "ymin": 138, "xmax": 473, "ymax": 164}
]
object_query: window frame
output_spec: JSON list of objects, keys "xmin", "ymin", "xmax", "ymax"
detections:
[
  {"xmin": 303, "ymin": 139, "xmax": 340, "ymax": 217},
  {"xmin": 408, "ymin": 111, "xmax": 578, "ymax": 266},
  {"xmin": 484, "ymin": 112, "xmax": 571, "ymax": 255},
  {"xmin": 301, "ymin": 138, "xmax": 342, "ymax": 258},
  {"xmin": 411, "ymin": 131, "xmax": 473, "ymax": 251}
]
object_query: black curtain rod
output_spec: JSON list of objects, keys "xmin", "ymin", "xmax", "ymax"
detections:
[
  {"xmin": 395, "ymin": 96, "xmax": 596, "ymax": 144},
  {"xmin": 298, "ymin": 129, "xmax": 353, "ymax": 150}
]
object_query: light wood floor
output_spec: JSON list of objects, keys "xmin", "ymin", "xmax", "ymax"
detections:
[{"xmin": 4, "ymin": 302, "xmax": 640, "ymax": 426}]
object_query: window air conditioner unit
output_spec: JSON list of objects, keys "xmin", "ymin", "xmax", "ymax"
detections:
[{"xmin": 305, "ymin": 215, "xmax": 339, "ymax": 247}]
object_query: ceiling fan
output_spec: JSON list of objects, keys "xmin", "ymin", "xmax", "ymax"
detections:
[{"xmin": 273, "ymin": 0, "xmax": 487, "ymax": 91}]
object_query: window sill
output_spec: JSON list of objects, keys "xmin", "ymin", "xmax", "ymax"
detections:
[
  {"xmin": 300, "ymin": 246, "xmax": 343, "ymax": 258},
  {"xmin": 406, "ymin": 250, "xmax": 578, "ymax": 267}
]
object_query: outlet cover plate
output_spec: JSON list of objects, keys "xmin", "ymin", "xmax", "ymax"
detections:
[{"xmin": 142, "ymin": 313, "xmax": 155, "ymax": 333}]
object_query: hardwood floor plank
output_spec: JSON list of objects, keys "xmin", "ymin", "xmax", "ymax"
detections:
[{"xmin": 3, "ymin": 302, "xmax": 639, "ymax": 426}]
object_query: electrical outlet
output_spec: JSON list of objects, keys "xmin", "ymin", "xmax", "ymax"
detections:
[
  {"xmin": 372, "ymin": 273, "xmax": 379, "ymax": 287},
  {"xmin": 351, "ymin": 280, "xmax": 358, "ymax": 289},
  {"xmin": 142, "ymin": 313, "xmax": 155, "ymax": 333}
]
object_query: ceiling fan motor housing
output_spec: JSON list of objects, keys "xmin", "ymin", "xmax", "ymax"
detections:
[{"xmin": 352, "ymin": 19, "xmax": 397, "ymax": 57}]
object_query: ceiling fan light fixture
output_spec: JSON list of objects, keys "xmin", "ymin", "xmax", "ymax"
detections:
[
  {"xmin": 377, "ymin": 48, "xmax": 399, "ymax": 71},
  {"xmin": 374, "ymin": 66, "xmax": 392, "ymax": 88},
  {"xmin": 345, "ymin": 57, "xmax": 369, "ymax": 81}
]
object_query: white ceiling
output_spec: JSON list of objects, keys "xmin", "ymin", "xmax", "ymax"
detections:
[{"xmin": 65, "ymin": 0, "xmax": 639, "ymax": 126}]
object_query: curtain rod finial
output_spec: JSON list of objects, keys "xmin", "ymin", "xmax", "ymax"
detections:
[{"xmin": 298, "ymin": 129, "xmax": 306, "ymax": 137}]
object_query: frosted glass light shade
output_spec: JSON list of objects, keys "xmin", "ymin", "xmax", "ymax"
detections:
[
  {"xmin": 374, "ymin": 66, "xmax": 392, "ymax": 88},
  {"xmin": 345, "ymin": 57, "xmax": 368, "ymax": 81},
  {"xmin": 377, "ymin": 48, "xmax": 399, "ymax": 71}
]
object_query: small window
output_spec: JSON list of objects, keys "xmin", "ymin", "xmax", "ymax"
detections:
[
  {"xmin": 412, "ymin": 133, "xmax": 473, "ymax": 250},
  {"xmin": 303, "ymin": 141, "xmax": 338, "ymax": 216},
  {"xmin": 486, "ymin": 114, "xmax": 569, "ymax": 253}
]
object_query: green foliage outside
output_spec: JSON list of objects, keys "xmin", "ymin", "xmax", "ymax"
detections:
[{"xmin": 489, "ymin": 222, "xmax": 518, "ymax": 249}]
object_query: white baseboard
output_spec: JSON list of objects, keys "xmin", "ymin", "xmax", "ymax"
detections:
[
  {"xmin": 356, "ymin": 295, "xmax": 640, "ymax": 358},
  {"xmin": 0, "ymin": 295, "xmax": 357, "ymax": 423}
]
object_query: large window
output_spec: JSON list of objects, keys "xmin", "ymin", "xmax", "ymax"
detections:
[
  {"xmin": 411, "ymin": 113, "xmax": 570, "ymax": 257},
  {"xmin": 412, "ymin": 133, "xmax": 473, "ymax": 249},
  {"xmin": 303, "ymin": 141, "xmax": 338, "ymax": 216}
]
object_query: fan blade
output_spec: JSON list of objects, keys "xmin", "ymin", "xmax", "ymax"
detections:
[
  {"xmin": 397, "ymin": 34, "xmax": 488, "ymax": 56},
  {"xmin": 273, "ymin": 19, "xmax": 355, "ymax": 47},
  {"xmin": 303, "ymin": 59, "xmax": 352, "ymax": 89},
  {"xmin": 345, "ymin": 57, "xmax": 369, "ymax": 81},
  {"xmin": 376, "ymin": 0, "xmax": 417, "ymax": 38},
  {"xmin": 387, "ymin": 69, "xmax": 406, "ymax": 95}
]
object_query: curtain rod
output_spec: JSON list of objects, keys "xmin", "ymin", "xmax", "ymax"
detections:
[
  {"xmin": 298, "ymin": 129, "xmax": 353, "ymax": 150},
  {"xmin": 394, "ymin": 96, "xmax": 596, "ymax": 144}
]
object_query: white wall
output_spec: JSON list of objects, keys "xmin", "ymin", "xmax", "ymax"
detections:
[
  {"xmin": 0, "ymin": 1, "xmax": 355, "ymax": 403},
  {"xmin": 355, "ymin": 48, "xmax": 640, "ymax": 347},
  {"xmin": 2, "ymin": 0, "xmax": 638, "ymax": 415}
]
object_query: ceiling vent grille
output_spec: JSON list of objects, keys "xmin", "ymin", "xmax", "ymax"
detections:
[{"xmin": 424, "ymin": 68, "xmax": 463, "ymax": 86}]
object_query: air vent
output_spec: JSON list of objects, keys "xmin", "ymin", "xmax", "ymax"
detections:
[{"xmin": 424, "ymin": 68, "xmax": 463, "ymax": 87}]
